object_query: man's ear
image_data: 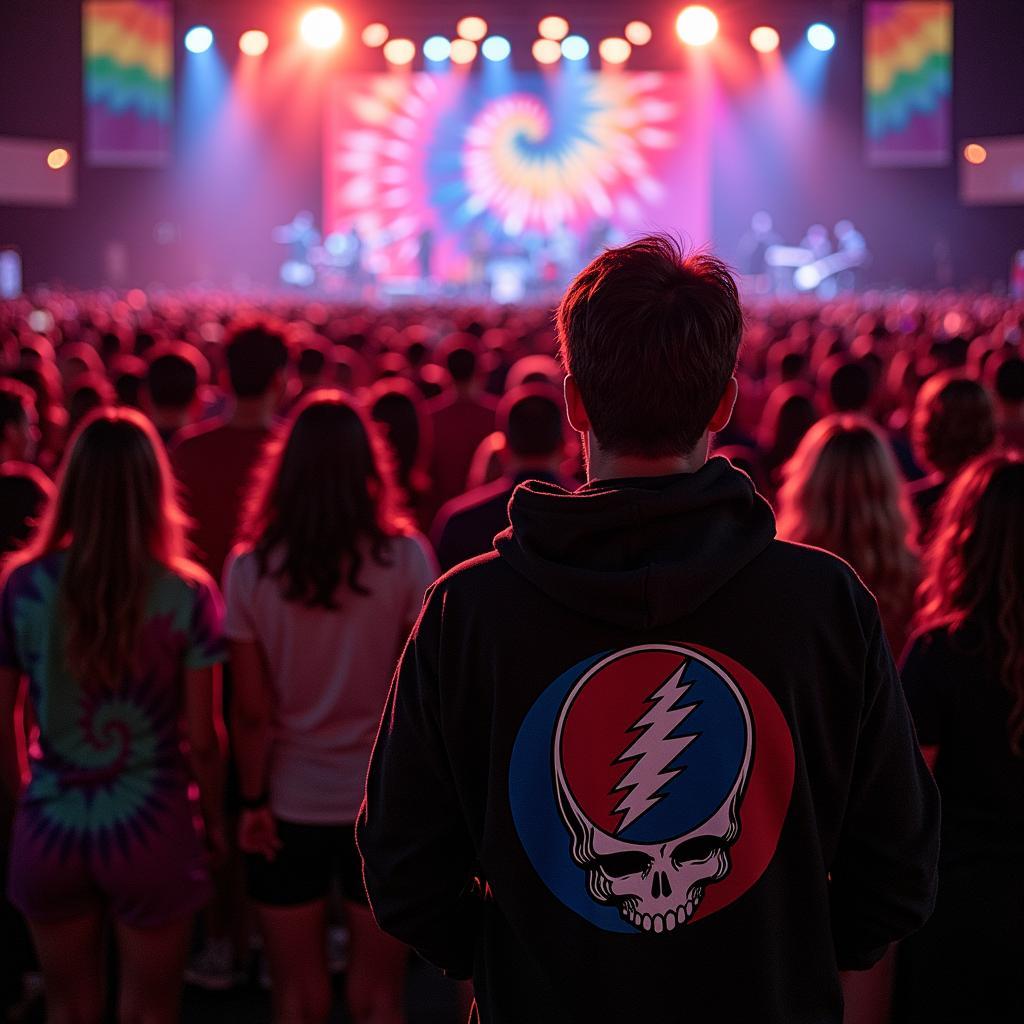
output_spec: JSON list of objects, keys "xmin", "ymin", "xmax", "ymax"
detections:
[
  {"xmin": 563, "ymin": 374, "xmax": 591, "ymax": 434},
  {"xmin": 708, "ymin": 376, "xmax": 739, "ymax": 433}
]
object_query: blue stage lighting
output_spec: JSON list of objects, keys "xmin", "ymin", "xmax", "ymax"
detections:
[
  {"xmin": 423, "ymin": 35, "xmax": 451, "ymax": 62},
  {"xmin": 561, "ymin": 35, "xmax": 590, "ymax": 61},
  {"xmin": 184, "ymin": 26, "xmax": 214, "ymax": 54},
  {"xmin": 806, "ymin": 23, "xmax": 835, "ymax": 52},
  {"xmin": 481, "ymin": 35, "xmax": 511, "ymax": 62}
]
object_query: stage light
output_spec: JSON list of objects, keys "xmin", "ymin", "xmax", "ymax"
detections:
[
  {"xmin": 184, "ymin": 26, "xmax": 214, "ymax": 54},
  {"xmin": 383, "ymin": 37, "xmax": 416, "ymax": 65},
  {"xmin": 561, "ymin": 35, "xmax": 589, "ymax": 61},
  {"xmin": 46, "ymin": 148, "xmax": 70, "ymax": 170},
  {"xmin": 532, "ymin": 38, "xmax": 562, "ymax": 65},
  {"xmin": 749, "ymin": 26, "xmax": 780, "ymax": 53},
  {"xmin": 423, "ymin": 35, "xmax": 451, "ymax": 62},
  {"xmin": 239, "ymin": 30, "xmax": 269, "ymax": 56},
  {"xmin": 450, "ymin": 38, "xmax": 478, "ymax": 64},
  {"xmin": 300, "ymin": 7, "xmax": 344, "ymax": 50},
  {"xmin": 624, "ymin": 21, "xmax": 652, "ymax": 46},
  {"xmin": 361, "ymin": 23, "xmax": 389, "ymax": 48},
  {"xmin": 456, "ymin": 17, "xmax": 488, "ymax": 42},
  {"xmin": 481, "ymin": 35, "xmax": 511, "ymax": 61},
  {"xmin": 676, "ymin": 6, "xmax": 719, "ymax": 47},
  {"xmin": 538, "ymin": 16, "xmax": 569, "ymax": 41},
  {"xmin": 806, "ymin": 23, "xmax": 836, "ymax": 51},
  {"xmin": 964, "ymin": 143, "xmax": 988, "ymax": 165},
  {"xmin": 598, "ymin": 37, "xmax": 631, "ymax": 64}
]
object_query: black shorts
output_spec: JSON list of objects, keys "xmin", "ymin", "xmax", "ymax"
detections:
[{"xmin": 246, "ymin": 820, "xmax": 367, "ymax": 907}]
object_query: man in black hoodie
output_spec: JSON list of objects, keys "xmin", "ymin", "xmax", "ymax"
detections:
[{"xmin": 358, "ymin": 235, "xmax": 939, "ymax": 1023}]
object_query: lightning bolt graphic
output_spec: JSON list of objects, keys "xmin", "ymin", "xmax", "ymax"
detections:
[{"xmin": 611, "ymin": 662, "xmax": 700, "ymax": 833}]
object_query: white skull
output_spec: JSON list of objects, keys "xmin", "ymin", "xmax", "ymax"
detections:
[{"xmin": 553, "ymin": 645, "xmax": 753, "ymax": 934}]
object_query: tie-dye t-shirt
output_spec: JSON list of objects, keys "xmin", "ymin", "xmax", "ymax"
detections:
[{"xmin": 0, "ymin": 551, "xmax": 225, "ymax": 848}]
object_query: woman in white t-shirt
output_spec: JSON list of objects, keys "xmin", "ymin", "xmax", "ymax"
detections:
[{"xmin": 226, "ymin": 390, "xmax": 436, "ymax": 1024}]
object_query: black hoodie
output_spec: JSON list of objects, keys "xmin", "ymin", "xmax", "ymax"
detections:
[{"xmin": 358, "ymin": 458, "xmax": 940, "ymax": 1024}]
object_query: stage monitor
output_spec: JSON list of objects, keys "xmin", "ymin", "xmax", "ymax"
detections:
[{"xmin": 324, "ymin": 72, "xmax": 710, "ymax": 285}]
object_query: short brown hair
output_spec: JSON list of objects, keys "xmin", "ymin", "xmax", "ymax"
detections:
[
  {"xmin": 911, "ymin": 372, "xmax": 995, "ymax": 475},
  {"xmin": 556, "ymin": 234, "xmax": 742, "ymax": 457}
]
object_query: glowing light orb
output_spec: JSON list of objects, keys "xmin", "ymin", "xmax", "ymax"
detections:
[
  {"xmin": 456, "ymin": 17, "xmax": 488, "ymax": 42},
  {"xmin": 806, "ymin": 23, "xmax": 836, "ymax": 52},
  {"xmin": 749, "ymin": 26, "xmax": 780, "ymax": 53},
  {"xmin": 300, "ymin": 7, "xmax": 344, "ymax": 50},
  {"xmin": 532, "ymin": 38, "xmax": 562, "ymax": 65},
  {"xmin": 451, "ymin": 39, "xmax": 478, "ymax": 65},
  {"xmin": 184, "ymin": 26, "xmax": 213, "ymax": 54},
  {"xmin": 362, "ymin": 23, "xmax": 389, "ymax": 48},
  {"xmin": 423, "ymin": 35, "xmax": 451, "ymax": 62},
  {"xmin": 598, "ymin": 37, "xmax": 631, "ymax": 64},
  {"xmin": 46, "ymin": 148, "xmax": 70, "ymax": 170},
  {"xmin": 482, "ymin": 36, "xmax": 511, "ymax": 62},
  {"xmin": 625, "ymin": 21, "xmax": 653, "ymax": 46},
  {"xmin": 675, "ymin": 7, "xmax": 719, "ymax": 47},
  {"xmin": 561, "ymin": 35, "xmax": 589, "ymax": 61},
  {"xmin": 239, "ymin": 30, "xmax": 269, "ymax": 56},
  {"xmin": 383, "ymin": 38, "xmax": 416, "ymax": 65},
  {"xmin": 538, "ymin": 16, "xmax": 570, "ymax": 41},
  {"xmin": 964, "ymin": 143, "xmax": 988, "ymax": 165}
]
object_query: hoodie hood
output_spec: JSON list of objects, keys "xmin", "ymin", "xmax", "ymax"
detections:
[{"xmin": 494, "ymin": 457, "xmax": 776, "ymax": 630}]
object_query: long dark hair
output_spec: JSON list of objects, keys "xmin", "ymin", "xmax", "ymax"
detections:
[
  {"xmin": 4, "ymin": 408, "xmax": 196, "ymax": 690},
  {"xmin": 242, "ymin": 390, "xmax": 405, "ymax": 608},
  {"xmin": 917, "ymin": 452, "xmax": 1024, "ymax": 754}
]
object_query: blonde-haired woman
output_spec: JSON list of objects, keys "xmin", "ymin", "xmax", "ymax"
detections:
[{"xmin": 777, "ymin": 414, "xmax": 920, "ymax": 655}]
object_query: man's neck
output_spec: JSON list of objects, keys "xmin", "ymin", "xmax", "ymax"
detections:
[
  {"xmin": 584, "ymin": 435, "xmax": 709, "ymax": 483},
  {"xmin": 229, "ymin": 398, "xmax": 275, "ymax": 429}
]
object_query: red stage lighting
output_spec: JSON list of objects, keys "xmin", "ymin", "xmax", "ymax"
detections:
[
  {"xmin": 599, "ymin": 37, "xmax": 631, "ymax": 65},
  {"xmin": 300, "ymin": 7, "xmax": 344, "ymax": 50},
  {"xmin": 676, "ymin": 6, "xmax": 719, "ymax": 47},
  {"xmin": 361, "ymin": 23, "xmax": 389, "ymax": 48},
  {"xmin": 749, "ymin": 26, "xmax": 780, "ymax": 54},
  {"xmin": 239, "ymin": 30, "xmax": 269, "ymax": 56}
]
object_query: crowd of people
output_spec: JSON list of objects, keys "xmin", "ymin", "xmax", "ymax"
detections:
[{"xmin": 0, "ymin": 251, "xmax": 1022, "ymax": 1023}]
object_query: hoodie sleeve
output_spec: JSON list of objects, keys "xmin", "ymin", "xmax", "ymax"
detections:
[
  {"xmin": 828, "ymin": 616, "xmax": 940, "ymax": 970},
  {"xmin": 356, "ymin": 583, "xmax": 480, "ymax": 979}
]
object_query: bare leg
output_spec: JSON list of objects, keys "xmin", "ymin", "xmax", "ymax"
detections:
[
  {"xmin": 27, "ymin": 911, "xmax": 106, "ymax": 1024},
  {"xmin": 115, "ymin": 916, "xmax": 191, "ymax": 1024},
  {"xmin": 344, "ymin": 900, "xmax": 407, "ymax": 1024},
  {"xmin": 258, "ymin": 899, "xmax": 332, "ymax": 1024}
]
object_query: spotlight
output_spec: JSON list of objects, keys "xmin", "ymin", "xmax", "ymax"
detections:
[
  {"xmin": 481, "ymin": 35, "xmax": 511, "ymax": 62},
  {"xmin": 806, "ymin": 23, "xmax": 836, "ymax": 51},
  {"xmin": 300, "ymin": 7, "xmax": 344, "ymax": 50},
  {"xmin": 624, "ymin": 21, "xmax": 652, "ymax": 46},
  {"xmin": 456, "ymin": 17, "xmax": 488, "ymax": 42},
  {"xmin": 382, "ymin": 37, "xmax": 416, "ymax": 65},
  {"xmin": 450, "ymin": 38, "xmax": 478, "ymax": 64},
  {"xmin": 184, "ymin": 26, "xmax": 214, "ymax": 54},
  {"xmin": 749, "ymin": 26, "xmax": 780, "ymax": 54},
  {"xmin": 598, "ymin": 37, "xmax": 631, "ymax": 64},
  {"xmin": 423, "ymin": 35, "xmax": 451, "ymax": 62},
  {"xmin": 538, "ymin": 16, "xmax": 569, "ymax": 41},
  {"xmin": 676, "ymin": 6, "xmax": 719, "ymax": 47},
  {"xmin": 239, "ymin": 30, "xmax": 269, "ymax": 56},
  {"xmin": 532, "ymin": 38, "xmax": 562, "ymax": 65},
  {"xmin": 361, "ymin": 23, "xmax": 389, "ymax": 48},
  {"xmin": 964, "ymin": 143, "xmax": 988, "ymax": 165},
  {"xmin": 46, "ymin": 148, "xmax": 71, "ymax": 170},
  {"xmin": 561, "ymin": 35, "xmax": 589, "ymax": 61}
]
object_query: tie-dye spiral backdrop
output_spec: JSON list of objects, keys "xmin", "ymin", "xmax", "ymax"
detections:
[
  {"xmin": 83, "ymin": 0, "xmax": 173, "ymax": 166},
  {"xmin": 325, "ymin": 72, "xmax": 710, "ymax": 281},
  {"xmin": 864, "ymin": 1, "xmax": 952, "ymax": 167}
]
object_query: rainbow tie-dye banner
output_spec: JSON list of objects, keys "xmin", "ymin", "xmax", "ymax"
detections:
[
  {"xmin": 83, "ymin": 1, "xmax": 173, "ymax": 166},
  {"xmin": 864, "ymin": 2, "xmax": 952, "ymax": 166}
]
